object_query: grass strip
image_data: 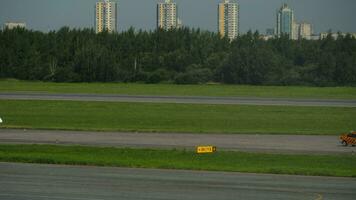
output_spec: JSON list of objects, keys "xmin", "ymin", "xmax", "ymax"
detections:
[
  {"xmin": 1, "ymin": 79, "xmax": 355, "ymax": 99},
  {"xmin": 0, "ymin": 144, "xmax": 355, "ymax": 177},
  {"xmin": 0, "ymin": 100, "xmax": 355, "ymax": 135}
]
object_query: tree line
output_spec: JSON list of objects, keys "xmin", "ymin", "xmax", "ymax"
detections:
[{"xmin": 0, "ymin": 27, "xmax": 355, "ymax": 86}]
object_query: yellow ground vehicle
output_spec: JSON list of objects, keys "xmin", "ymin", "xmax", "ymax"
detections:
[{"xmin": 340, "ymin": 131, "xmax": 356, "ymax": 146}]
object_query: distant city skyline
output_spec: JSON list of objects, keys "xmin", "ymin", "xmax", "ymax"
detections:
[{"xmin": 1, "ymin": 0, "xmax": 356, "ymax": 34}]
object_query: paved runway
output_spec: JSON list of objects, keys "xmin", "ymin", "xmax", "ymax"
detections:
[
  {"xmin": 1, "ymin": 92, "xmax": 355, "ymax": 107},
  {"xmin": 0, "ymin": 129, "xmax": 353, "ymax": 155},
  {"xmin": 0, "ymin": 162, "xmax": 355, "ymax": 200}
]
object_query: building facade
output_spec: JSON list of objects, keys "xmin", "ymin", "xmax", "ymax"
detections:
[
  {"xmin": 320, "ymin": 32, "xmax": 356, "ymax": 40},
  {"xmin": 218, "ymin": 0, "xmax": 239, "ymax": 40},
  {"xmin": 95, "ymin": 0, "xmax": 118, "ymax": 33},
  {"xmin": 292, "ymin": 22, "xmax": 300, "ymax": 40},
  {"xmin": 276, "ymin": 3, "xmax": 295, "ymax": 39},
  {"xmin": 4, "ymin": 22, "xmax": 26, "ymax": 30},
  {"xmin": 298, "ymin": 22, "xmax": 312, "ymax": 40},
  {"xmin": 157, "ymin": 0, "xmax": 178, "ymax": 30}
]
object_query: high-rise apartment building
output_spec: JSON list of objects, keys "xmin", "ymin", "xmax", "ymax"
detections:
[
  {"xmin": 298, "ymin": 22, "xmax": 312, "ymax": 40},
  {"xmin": 157, "ymin": 0, "xmax": 178, "ymax": 30},
  {"xmin": 276, "ymin": 3, "xmax": 295, "ymax": 39},
  {"xmin": 95, "ymin": 0, "xmax": 118, "ymax": 33},
  {"xmin": 293, "ymin": 22, "xmax": 300, "ymax": 40},
  {"xmin": 218, "ymin": 0, "xmax": 239, "ymax": 40}
]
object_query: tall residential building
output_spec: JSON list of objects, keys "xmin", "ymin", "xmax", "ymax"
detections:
[
  {"xmin": 298, "ymin": 22, "xmax": 313, "ymax": 40},
  {"xmin": 218, "ymin": 0, "xmax": 239, "ymax": 40},
  {"xmin": 95, "ymin": 0, "xmax": 118, "ymax": 33},
  {"xmin": 276, "ymin": 3, "xmax": 295, "ymax": 39},
  {"xmin": 293, "ymin": 22, "xmax": 300, "ymax": 40},
  {"xmin": 157, "ymin": 0, "xmax": 178, "ymax": 30},
  {"xmin": 4, "ymin": 22, "xmax": 26, "ymax": 30}
]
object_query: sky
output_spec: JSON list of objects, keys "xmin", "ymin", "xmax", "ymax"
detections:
[{"xmin": 0, "ymin": 0, "xmax": 355, "ymax": 34}]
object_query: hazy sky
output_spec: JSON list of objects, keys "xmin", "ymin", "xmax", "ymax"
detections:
[{"xmin": 0, "ymin": 0, "xmax": 355, "ymax": 34}]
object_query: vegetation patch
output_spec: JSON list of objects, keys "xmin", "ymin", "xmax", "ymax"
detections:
[
  {"xmin": 0, "ymin": 145, "xmax": 355, "ymax": 177},
  {"xmin": 0, "ymin": 28, "xmax": 355, "ymax": 86},
  {"xmin": 1, "ymin": 79, "xmax": 356, "ymax": 99},
  {"xmin": 0, "ymin": 100, "xmax": 355, "ymax": 135}
]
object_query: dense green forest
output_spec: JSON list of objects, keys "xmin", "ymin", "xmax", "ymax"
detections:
[{"xmin": 0, "ymin": 27, "xmax": 355, "ymax": 86}]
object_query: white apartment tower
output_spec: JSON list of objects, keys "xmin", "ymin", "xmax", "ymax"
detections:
[
  {"xmin": 298, "ymin": 22, "xmax": 313, "ymax": 40},
  {"xmin": 157, "ymin": 0, "xmax": 178, "ymax": 30},
  {"xmin": 95, "ymin": 0, "xmax": 118, "ymax": 33},
  {"xmin": 218, "ymin": 0, "xmax": 239, "ymax": 40},
  {"xmin": 293, "ymin": 22, "xmax": 300, "ymax": 40}
]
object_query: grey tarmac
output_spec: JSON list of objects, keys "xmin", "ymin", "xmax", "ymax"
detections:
[
  {"xmin": 0, "ymin": 129, "xmax": 354, "ymax": 155},
  {"xmin": 1, "ymin": 92, "xmax": 356, "ymax": 107},
  {"xmin": 0, "ymin": 162, "xmax": 355, "ymax": 200}
]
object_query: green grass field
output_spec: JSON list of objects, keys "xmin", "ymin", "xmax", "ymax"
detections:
[
  {"xmin": 1, "ymin": 79, "xmax": 355, "ymax": 99},
  {"xmin": 0, "ymin": 100, "xmax": 354, "ymax": 135},
  {"xmin": 0, "ymin": 145, "xmax": 355, "ymax": 177}
]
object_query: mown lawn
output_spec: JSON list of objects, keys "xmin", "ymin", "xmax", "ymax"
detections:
[
  {"xmin": 0, "ymin": 145, "xmax": 355, "ymax": 177},
  {"xmin": 1, "ymin": 79, "xmax": 355, "ymax": 99},
  {"xmin": 0, "ymin": 100, "xmax": 354, "ymax": 135}
]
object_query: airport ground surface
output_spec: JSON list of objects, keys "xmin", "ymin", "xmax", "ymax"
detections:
[
  {"xmin": 0, "ymin": 129, "xmax": 354, "ymax": 155},
  {"xmin": 1, "ymin": 92, "xmax": 356, "ymax": 107},
  {"xmin": 1, "ymin": 162, "xmax": 355, "ymax": 200},
  {"xmin": 1, "ymin": 84, "xmax": 355, "ymax": 199}
]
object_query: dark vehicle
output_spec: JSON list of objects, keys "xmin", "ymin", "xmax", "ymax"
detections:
[{"xmin": 340, "ymin": 131, "xmax": 356, "ymax": 146}]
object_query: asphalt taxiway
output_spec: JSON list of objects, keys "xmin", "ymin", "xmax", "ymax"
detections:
[
  {"xmin": 1, "ymin": 162, "xmax": 355, "ymax": 200},
  {"xmin": 0, "ymin": 129, "xmax": 353, "ymax": 155},
  {"xmin": 1, "ymin": 92, "xmax": 355, "ymax": 107}
]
